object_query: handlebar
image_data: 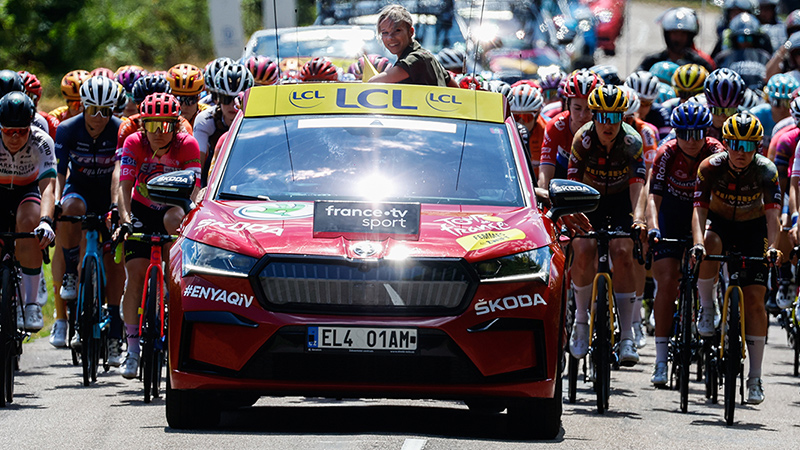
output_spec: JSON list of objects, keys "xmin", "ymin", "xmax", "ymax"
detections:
[
  {"xmin": 571, "ymin": 228, "xmax": 645, "ymax": 265},
  {"xmin": 112, "ymin": 232, "xmax": 178, "ymax": 265},
  {"xmin": 0, "ymin": 231, "xmax": 51, "ymax": 264}
]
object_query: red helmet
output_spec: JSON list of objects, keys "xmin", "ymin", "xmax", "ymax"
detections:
[
  {"xmin": 139, "ymin": 92, "xmax": 180, "ymax": 119},
  {"xmin": 300, "ymin": 57, "xmax": 338, "ymax": 82},
  {"xmin": 18, "ymin": 71, "xmax": 43, "ymax": 104},
  {"xmin": 245, "ymin": 55, "xmax": 279, "ymax": 86},
  {"xmin": 511, "ymin": 79, "xmax": 541, "ymax": 90},
  {"xmin": 562, "ymin": 69, "xmax": 604, "ymax": 99},
  {"xmin": 457, "ymin": 73, "xmax": 487, "ymax": 90},
  {"xmin": 90, "ymin": 67, "xmax": 115, "ymax": 79}
]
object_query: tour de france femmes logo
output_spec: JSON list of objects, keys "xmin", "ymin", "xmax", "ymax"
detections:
[{"xmin": 233, "ymin": 202, "xmax": 314, "ymax": 220}]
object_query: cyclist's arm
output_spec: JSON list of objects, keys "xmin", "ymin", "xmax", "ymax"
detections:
[
  {"xmin": 692, "ymin": 206, "xmax": 708, "ymax": 247},
  {"xmin": 55, "ymin": 173, "xmax": 65, "ymax": 204},
  {"xmin": 630, "ymin": 180, "xmax": 645, "ymax": 223},
  {"xmin": 648, "ymin": 191, "xmax": 662, "ymax": 232},
  {"xmin": 791, "ymin": 175, "xmax": 799, "ymax": 244},
  {"xmin": 118, "ymin": 178, "xmax": 134, "ymax": 225},
  {"xmin": 766, "ymin": 207, "xmax": 781, "ymax": 252},
  {"xmin": 38, "ymin": 176, "xmax": 56, "ymax": 222},
  {"xmin": 110, "ymin": 160, "xmax": 120, "ymax": 206},
  {"xmin": 537, "ymin": 164, "xmax": 555, "ymax": 191}
]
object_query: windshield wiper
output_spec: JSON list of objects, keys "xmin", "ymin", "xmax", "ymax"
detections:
[{"xmin": 218, "ymin": 192, "xmax": 271, "ymax": 201}]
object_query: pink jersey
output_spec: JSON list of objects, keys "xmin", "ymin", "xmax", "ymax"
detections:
[
  {"xmin": 118, "ymin": 132, "xmax": 201, "ymax": 210},
  {"xmin": 772, "ymin": 125, "xmax": 799, "ymax": 178}
]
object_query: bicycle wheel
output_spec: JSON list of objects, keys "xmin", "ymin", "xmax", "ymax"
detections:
[
  {"xmin": 79, "ymin": 258, "xmax": 100, "ymax": 386},
  {"xmin": 593, "ymin": 277, "xmax": 611, "ymax": 414},
  {"xmin": 794, "ymin": 325, "xmax": 799, "ymax": 377},
  {"xmin": 0, "ymin": 268, "xmax": 13, "ymax": 406},
  {"xmin": 703, "ymin": 339, "xmax": 718, "ymax": 403},
  {"xmin": 143, "ymin": 266, "xmax": 160, "ymax": 403},
  {"xmin": 567, "ymin": 353, "xmax": 579, "ymax": 403},
  {"xmin": 678, "ymin": 282, "xmax": 694, "ymax": 413},
  {"xmin": 67, "ymin": 300, "xmax": 79, "ymax": 366},
  {"xmin": 724, "ymin": 288, "xmax": 741, "ymax": 426}
]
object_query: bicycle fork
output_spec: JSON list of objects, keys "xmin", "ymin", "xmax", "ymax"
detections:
[
  {"xmin": 138, "ymin": 237, "xmax": 166, "ymax": 341},
  {"xmin": 719, "ymin": 284, "xmax": 747, "ymax": 361}
]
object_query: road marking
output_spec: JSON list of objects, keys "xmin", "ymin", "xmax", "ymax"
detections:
[{"xmin": 401, "ymin": 439, "xmax": 427, "ymax": 450}]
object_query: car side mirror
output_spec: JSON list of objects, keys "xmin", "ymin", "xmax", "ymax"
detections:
[
  {"xmin": 544, "ymin": 179, "xmax": 599, "ymax": 221},
  {"xmin": 147, "ymin": 170, "xmax": 196, "ymax": 214}
]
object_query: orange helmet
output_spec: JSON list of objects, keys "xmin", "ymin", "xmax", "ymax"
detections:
[
  {"xmin": 60, "ymin": 70, "xmax": 91, "ymax": 101},
  {"xmin": 166, "ymin": 63, "xmax": 205, "ymax": 96}
]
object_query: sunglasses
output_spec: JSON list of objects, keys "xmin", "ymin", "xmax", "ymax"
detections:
[
  {"xmin": 724, "ymin": 139, "xmax": 758, "ymax": 153},
  {"xmin": 178, "ymin": 95, "xmax": 199, "ymax": 106},
  {"xmin": 710, "ymin": 106, "xmax": 738, "ymax": 116},
  {"xmin": 85, "ymin": 105, "xmax": 113, "ymax": 118},
  {"xmin": 142, "ymin": 120, "xmax": 177, "ymax": 134},
  {"xmin": 593, "ymin": 111, "xmax": 623, "ymax": 124},
  {"xmin": 542, "ymin": 89, "xmax": 558, "ymax": 103},
  {"xmin": 735, "ymin": 34, "xmax": 755, "ymax": 44},
  {"xmin": 515, "ymin": 112, "xmax": 538, "ymax": 123},
  {"xmin": 217, "ymin": 95, "xmax": 236, "ymax": 105},
  {"xmin": 676, "ymin": 129, "xmax": 705, "ymax": 141},
  {"xmin": 770, "ymin": 98, "xmax": 791, "ymax": 108},
  {"xmin": 1, "ymin": 127, "xmax": 29, "ymax": 138}
]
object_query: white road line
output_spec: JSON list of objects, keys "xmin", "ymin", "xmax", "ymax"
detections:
[{"xmin": 401, "ymin": 438, "xmax": 427, "ymax": 450}]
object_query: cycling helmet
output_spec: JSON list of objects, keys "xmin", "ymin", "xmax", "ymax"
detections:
[
  {"xmin": 704, "ymin": 68, "xmax": 746, "ymax": 108},
  {"xmin": 132, "ymin": 74, "xmax": 171, "ymax": 105},
  {"xmin": 722, "ymin": 111, "xmax": 763, "ymax": 141},
  {"xmin": 244, "ymin": 56, "xmax": 279, "ymax": 86},
  {"xmin": 369, "ymin": 55, "xmax": 392, "ymax": 73},
  {"xmin": 436, "ymin": 47, "xmax": 467, "ymax": 72},
  {"xmin": 166, "ymin": 63, "xmax": 205, "ymax": 96},
  {"xmin": 115, "ymin": 66, "xmax": 145, "ymax": 93},
  {"xmin": 539, "ymin": 70, "xmax": 566, "ymax": 91},
  {"xmin": 660, "ymin": 7, "xmax": 699, "ymax": 34},
  {"xmin": 511, "ymin": 79, "xmax": 540, "ymax": 89},
  {"xmin": 300, "ymin": 57, "xmax": 338, "ymax": 82},
  {"xmin": 729, "ymin": 12, "xmax": 761, "ymax": 38},
  {"xmin": 204, "ymin": 57, "xmax": 235, "ymax": 93},
  {"xmin": 672, "ymin": 64, "xmax": 708, "ymax": 96},
  {"xmin": 766, "ymin": 73, "xmax": 800, "ymax": 100},
  {"xmin": 0, "ymin": 70, "xmax": 24, "ymax": 97},
  {"xmin": 139, "ymin": 92, "xmax": 181, "ymax": 120},
  {"xmin": 458, "ymin": 73, "xmax": 487, "ymax": 90},
  {"xmin": 723, "ymin": 0, "xmax": 759, "ymax": 17},
  {"xmin": 588, "ymin": 85, "xmax": 628, "ymax": 112},
  {"xmin": 563, "ymin": 69, "xmax": 604, "ymax": 99},
  {"xmin": 488, "ymin": 80, "xmax": 513, "ymax": 100},
  {"xmin": 625, "ymin": 71, "xmax": 661, "ymax": 102},
  {"xmin": 0, "ymin": 92, "xmax": 35, "ymax": 128},
  {"xmin": 671, "ymin": 101, "xmax": 713, "ymax": 129},
  {"xmin": 649, "ymin": 61, "xmax": 680, "ymax": 84},
  {"xmin": 740, "ymin": 87, "xmax": 764, "ymax": 109},
  {"xmin": 18, "ymin": 71, "xmax": 42, "ymax": 104},
  {"xmin": 113, "ymin": 81, "xmax": 127, "ymax": 114},
  {"xmin": 790, "ymin": 97, "xmax": 800, "ymax": 122},
  {"xmin": 787, "ymin": 10, "xmax": 800, "ymax": 36},
  {"xmin": 90, "ymin": 67, "xmax": 115, "ymax": 79},
  {"xmin": 656, "ymin": 82, "xmax": 677, "ymax": 104},
  {"xmin": 589, "ymin": 65, "xmax": 623, "ymax": 86},
  {"xmin": 620, "ymin": 86, "xmax": 641, "ymax": 117},
  {"xmin": 509, "ymin": 84, "xmax": 544, "ymax": 113},
  {"xmin": 214, "ymin": 63, "xmax": 254, "ymax": 96},
  {"xmin": 80, "ymin": 76, "xmax": 119, "ymax": 108},
  {"xmin": 61, "ymin": 70, "xmax": 91, "ymax": 101}
]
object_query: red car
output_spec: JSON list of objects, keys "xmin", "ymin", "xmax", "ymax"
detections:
[
  {"xmin": 158, "ymin": 82, "xmax": 598, "ymax": 438},
  {"xmin": 586, "ymin": 0, "xmax": 626, "ymax": 56}
]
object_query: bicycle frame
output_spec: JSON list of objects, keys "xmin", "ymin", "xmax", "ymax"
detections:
[
  {"xmin": 137, "ymin": 235, "xmax": 168, "ymax": 340},
  {"xmin": 77, "ymin": 220, "xmax": 109, "ymax": 341}
]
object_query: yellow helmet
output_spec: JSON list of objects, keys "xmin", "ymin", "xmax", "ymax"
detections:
[
  {"xmin": 672, "ymin": 64, "xmax": 708, "ymax": 97},
  {"xmin": 587, "ymin": 85, "xmax": 628, "ymax": 113},
  {"xmin": 722, "ymin": 112, "xmax": 764, "ymax": 142},
  {"xmin": 60, "ymin": 70, "xmax": 91, "ymax": 101},
  {"xmin": 166, "ymin": 64, "xmax": 205, "ymax": 96}
]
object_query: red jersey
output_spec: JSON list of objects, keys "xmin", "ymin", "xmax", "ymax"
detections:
[{"xmin": 540, "ymin": 110, "xmax": 573, "ymax": 177}]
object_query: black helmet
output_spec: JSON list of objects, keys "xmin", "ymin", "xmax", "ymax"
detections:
[
  {"xmin": 0, "ymin": 70, "xmax": 24, "ymax": 98},
  {"xmin": 0, "ymin": 92, "xmax": 35, "ymax": 128},
  {"xmin": 131, "ymin": 74, "xmax": 171, "ymax": 105}
]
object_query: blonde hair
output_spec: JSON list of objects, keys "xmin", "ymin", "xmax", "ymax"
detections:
[{"xmin": 377, "ymin": 4, "xmax": 413, "ymax": 33}]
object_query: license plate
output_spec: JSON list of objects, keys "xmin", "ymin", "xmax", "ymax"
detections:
[{"xmin": 307, "ymin": 326, "xmax": 417, "ymax": 353}]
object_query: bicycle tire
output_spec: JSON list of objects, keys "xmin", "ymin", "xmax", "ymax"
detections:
[
  {"xmin": 80, "ymin": 258, "xmax": 100, "ymax": 386},
  {"xmin": 143, "ymin": 266, "xmax": 160, "ymax": 403},
  {"xmin": 794, "ymin": 326, "xmax": 799, "ymax": 377},
  {"xmin": 724, "ymin": 288, "xmax": 741, "ymax": 426},
  {"xmin": 67, "ymin": 300, "xmax": 79, "ymax": 366},
  {"xmin": 0, "ymin": 268, "xmax": 13, "ymax": 406},
  {"xmin": 567, "ymin": 353, "xmax": 579, "ymax": 403},
  {"xmin": 593, "ymin": 276, "xmax": 611, "ymax": 414},
  {"xmin": 678, "ymin": 281, "xmax": 694, "ymax": 413}
]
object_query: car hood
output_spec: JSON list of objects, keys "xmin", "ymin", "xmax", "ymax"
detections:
[{"xmin": 182, "ymin": 200, "xmax": 554, "ymax": 262}]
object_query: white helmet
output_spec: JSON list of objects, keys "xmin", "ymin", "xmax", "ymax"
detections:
[
  {"xmin": 625, "ymin": 71, "xmax": 661, "ymax": 102},
  {"xmin": 436, "ymin": 47, "xmax": 466, "ymax": 72},
  {"xmin": 80, "ymin": 75, "xmax": 119, "ymax": 108},
  {"xmin": 214, "ymin": 63, "xmax": 254, "ymax": 97},
  {"xmin": 509, "ymin": 84, "xmax": 544, "ymax": 114},
  {"xmin": 660, "ymin": 7, "xmax": 699, "ymax": 34},
  {"xmin": 487, "ymin": 79, "xmax": 513, "ymax": 100},
  {"xmin": 620, "ymin": 86, "xmax": 641, "ymax": 117}
]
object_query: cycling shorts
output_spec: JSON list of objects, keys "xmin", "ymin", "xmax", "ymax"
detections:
[
  {"xmin": 706, "ymin": 212, "xmax": 769, "ymax": 287},
  {"xmin": 62, "ymin": 180, "xmax": 112, "ymax": 216},
  {"xmin": 0, "ymin": 183, "xmax": 40, "ymax": 232},
  {"xmin": 124, "ymin": 200, "xmax": 168, "ymax": 262},
  {"xmin": 653, "ymin": 197, "xmax": 693, "ymax": 262},
  {"xmin": 585, "ymin": 189, "xmax": 632, "ymax": 232}
]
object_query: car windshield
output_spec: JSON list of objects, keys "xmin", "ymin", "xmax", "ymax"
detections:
[
  {"xmin": 217, "ymin": 115, "xmax": 524, "ymax": 207},
  {"xmin": 253, "ymin": 28, "xmax": 389, "ymax": 60},
  {"xmin": 457, "ymin": 0, "xmax": 550, "ymax": 51}
]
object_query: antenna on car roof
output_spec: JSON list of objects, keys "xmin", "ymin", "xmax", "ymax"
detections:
[
  {"xmin": 272, "ymin": 0, "xmax": 282, "ymax": 82},
  {"xmin": 471, "ymin": 0, "xmax": 486, "ymax": 82}
]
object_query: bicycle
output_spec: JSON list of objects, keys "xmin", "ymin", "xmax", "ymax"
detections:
[
  {"xmin": 0, "ymin": 231, "xmax": 49, "ymax": 407},
  {"xmin": 777, "ymin": 246, "xmax": 800, "ymax": 377},
  {"xmin": 116, "ymin": 232, "xmax": 176, "ymax": 403},
  {"xmin": 699, "ymin": 251, "xmax": 778, "ymax": 426},
  {"xmin": 57, "ymin": 214, "xmax": 113, "ymax": 386},
  {"xmin": 567, "ymin": 224, "xmax": 643, "ymax": 414}
]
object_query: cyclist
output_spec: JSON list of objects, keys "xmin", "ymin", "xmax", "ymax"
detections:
[
  {"xmin": 509, "ymin": 84, "xmax": 545, "ymax": 178},
  {"xmin": 114, "ymin": 65, "xmax": 146, "ymax": 118},
  {"xmin": 704, "ymin": 68, "xmax": 747, "ymax": 141},
  {"xmin": 18, "ymin": 71, "xmax": 59, "ymax": 140},
  {"xmin": 194, "ymin": 63, "xmax": 252, "ymax": 186},
  {"xmin": 0, "ymin": 92, "xmax": 57, "ymax": 331},
  {"xmin": 116, "ymin": 93, "xmax": 201, "ymax": 378},
  {"xmin": 538, "ymin": 69, "xmax": 602, "ymax": 190},
  {"xmin": 245, "ymin": 55, "xmax": 280, "ymax": 86},
  {"xmin": 766, "ymin": 15, "xmax": 800, "ymax": 81},
  {"xmin": 52, "ymin": 75, "xmax": 125, "ymax": 362},
  {"xmin": 567, "ymin": 85, "xmax": 647, "ymax": 366},
  {"xmin": 117, "ymin": 75, "xmax": 191, "ymax": 150},
  {"xmin": 435, "ymin": 47, "xmax": 467, "ymax": 75},
  {"xmin": 49, "ymin": 70, "xmax": 90, "ymax": 123},
  {"xmin": 625, "ymin": 70, "xmax": 672, "ymax": 139},
  {"xmin": 662, "ymin": 64, "xmax": 709, "ymax": 114},
  {"xmin": 647, "ymin": 102, "xmax": 724, "ymax": 385},
  {"xmin": 369, "ymin": 4, "xmax": 457, "ymax": 87},
  {"xmin": 0, "ymin": 70, "xmax": 50, "ymax": 136},
  {"xmin": 637, "ymin": 7, "xmax": 714, "ymax": 73},
  {"xmin": 692, "ymin": 112, "xmax": 782, "ymax": 404},
  {"xmin": 758, "ymin": 0, "xmax": 786, "ymax": 52},
  {"xmin": 165, "ymin": 63, "xmax": 208, "ymax": 126},
  {"xmin": 751, "ymin": 73, "xmax": 798, "ymax": 148},
  {"xmin": 538, "ymin": 68, "xmax": 566, "ymax": 119},
  {"xmin": 714, "ymin": 13, "xmax": 773, "ymax": 89}
]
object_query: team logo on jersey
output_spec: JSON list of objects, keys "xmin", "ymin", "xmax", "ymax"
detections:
[
  {"xmin": 554, "ymin": 118, "xmax": 566, "ymax": 131},
  {"xmin": 582, "ymin": 134, "xmax": 591, "ymax": 149},
  {"xmin": 624, "ymin": 135, "xmax": 636, "ymax": 146}
]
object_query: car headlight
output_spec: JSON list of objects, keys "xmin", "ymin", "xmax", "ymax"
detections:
[
  {"xmin": 181, "ymin": 239, "xmax": 257, "ymax": 278},
  {"xmin": 473, "ymin": 247, "xmax": 552, "ymax": 284}
]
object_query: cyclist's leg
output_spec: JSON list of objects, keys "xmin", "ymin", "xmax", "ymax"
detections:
[
  {"xmin": 121, "ymin": 257, "xmax": 147, "ymax": 379},
  {"xmin": 632, "ymin": 261, "xmax": 647, "ymax": 348},
  {"xmin": 697, "ymin": 230, "xmax": 723, "ymax": 336},
  {"xmin": 104, "ymin": 250, "xmax": 125, "ymax": 364},
  {"xmin": 610, "ymin": 238, "xmax": 639, "ymax": 364},
  {"xmin": 59, "ymin": 190, "xmax": 87, "ymax": 300},
  {"xmin": 569, "ymin": 238, "xmax": 598, "ymax": 358},
  {"xmin": 163, "ymin": 205, "xmax": 184, "ymax": 235},
  {"xmin": 49, "ymin": 233, "xmax": 69, "ymax": 347},
  {"xmin": 16, "ymin": 195, "xmax": 44, "ymax": 331},
  {"xmin": 652, "ymin": 256, "xmax": 681, "ymax": 383},
  {"xmin": 738, "ymin": 220, "xmax": 770, "ymax": 404}
]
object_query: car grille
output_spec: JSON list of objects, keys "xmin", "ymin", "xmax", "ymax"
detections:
[{"xmin": 251, "ymin": 255, "xmax": 477, "ymax": 316}]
